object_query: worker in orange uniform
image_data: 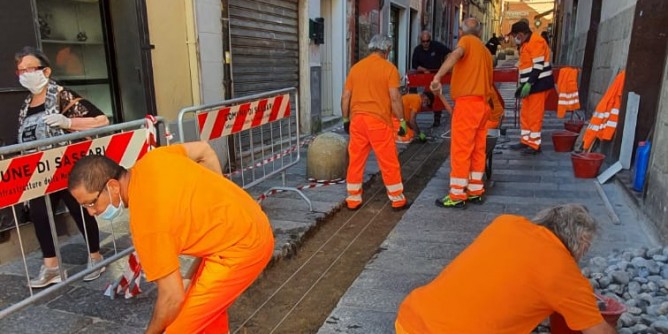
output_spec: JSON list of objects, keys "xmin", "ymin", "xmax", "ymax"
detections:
[
  {"xmin": 67, "ymin": 142, "xmax": 274, "ymax": 333},
  {"xmin": 396, "ymin": 204, "xmax": 618, "ymax": 334},
  {"xmin": 430, "ymin": 17, "xmax": 493, "ymax": 208},
  {"xmin": 395, "ymin": 91, "xmax": 435, "ymax": 143},
  {"xmin": 342, "ymin": 34, "xmax": 410, "ymax": 211},
  {"xmin": 508, "ymin": 21, "xmax": 555, "ymax": 155}
]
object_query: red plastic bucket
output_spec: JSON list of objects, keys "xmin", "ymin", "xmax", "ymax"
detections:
[
  {"xmin": 571, "ymin": 153, "xmax": 605, "ymax": 178},
  {"xmin": 564, "ymin": 120, "xmax": 585, "ymax": 133},
  {"xmin": 550, "ymin": 296, "xmax": 626, "ymax": 333},
  {"xmin": 552, "ymin": 131, "xmax": 579, "ymax": 152}
]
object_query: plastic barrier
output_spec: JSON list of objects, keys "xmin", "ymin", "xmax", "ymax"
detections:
[
  {"xmin": 0, "ymin": 116, "xmax": 167, "ymax": 318},
  {"xmin": 177, "ymin": 87, "xmax": 312, "ymax": 211}
]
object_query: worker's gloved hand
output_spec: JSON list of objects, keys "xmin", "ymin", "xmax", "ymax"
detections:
[
  {"xmin": 519, "ymin": 82, "xmax": 532, "ymax": 98},
  {"xmin": 418, "ymin": 132, "xmax": 427, "ymax": 142},
  {"xmin": 44, "ymin": 114, "xmax": 72, "ymax": 129},
  {"xmin": 343, "ymin": 117, "xmax": 350, "ymax": 134},
  {"xmin": 398, "ymin": 119, "xmax": 407, "ymax": 136}
]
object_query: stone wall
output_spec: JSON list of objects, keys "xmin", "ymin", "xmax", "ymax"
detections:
[
  {"xmin": 645, "ymin": 44, "xmax": 668, "ymax": 238},
  {"xmin": 585, "ymin": 5, "xmax": 635, "ymax": 112}
]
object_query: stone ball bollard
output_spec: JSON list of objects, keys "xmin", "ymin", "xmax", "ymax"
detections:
[{"xmin": 307, "ymin": 132, "xmax": 348, "ymax": 181}]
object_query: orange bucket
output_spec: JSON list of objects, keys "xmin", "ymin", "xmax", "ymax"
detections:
[
  {"xmin": 564, "ymin": 120, "xmax": 585, "ymax": 133},
  {"xmin": 571, "ymin": 153, "xmax": 605, "ymax": 178},
  {"xmin": 550, "ymin": 295, "xmax": 626, "ymax": 333},
  {"xmin": 552, "ymin": 131, "xmax": 579, "ymax": 152}
]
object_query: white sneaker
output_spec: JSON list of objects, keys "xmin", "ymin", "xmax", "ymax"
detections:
[
  {"xmin": 30, "ymin": 265, "xmax": 62, "ymax": 288},
  {"xmin": 83, "ymin": 256, "xmax": 106, "ymax": 282}
]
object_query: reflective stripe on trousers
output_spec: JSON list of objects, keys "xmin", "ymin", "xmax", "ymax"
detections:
[
  {"xmin": 346, "ymin": 114, "xmax": 405, "ymax": 207},
  {"xmin": 520, "ymin": 91, "xmax": 547, "ymax": 150},
  {"xmin": 449, "ymin": 96, "xmax": 489, "ymax": 201}
]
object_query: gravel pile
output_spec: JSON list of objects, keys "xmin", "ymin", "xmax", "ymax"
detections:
[{"xmin": 533, "ymin": 246, "xmax": 668, "ymax": 334}]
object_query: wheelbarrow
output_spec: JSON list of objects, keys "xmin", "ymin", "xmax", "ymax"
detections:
[{"xmin": 441, "ymin": 128, "xmax": 500, "ymax": 180}]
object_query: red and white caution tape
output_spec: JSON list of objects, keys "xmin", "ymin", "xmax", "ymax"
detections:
[
  {"xmin": 224, "ymin": 136, "xmax": 314, "ymax": 178},
  {"xmin": 104, "ymin": 251, "xmax": 143, "ymax": 299},
  {"xmin": 256, "ymin": 177, "xmax": 345, "ymax": 203}
]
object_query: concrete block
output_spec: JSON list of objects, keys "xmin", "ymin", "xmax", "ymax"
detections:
[
  {"xmin": 337, "ymin": 287, "xmax": 406, "ymax": 312},
  {"xmin": 349, "ymin": 269, "xmax": 435, "ymax": 294}
]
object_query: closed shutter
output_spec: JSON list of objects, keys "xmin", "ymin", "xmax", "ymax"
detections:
[{"xmin": 229, "ymin": 0, "xmax": 299, "ymax": 97}]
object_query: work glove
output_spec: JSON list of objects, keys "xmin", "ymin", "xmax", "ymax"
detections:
[
  {"xmin": 44, "ymin": 114, "xmax": 72, "ymax": 129},
  {"xmin": 343, "ymin": 117, "xmax": 350, "ymax": 134},
  {"xmin": 418, "ymin": 132, "xmax": 427, "ymax": 143},
  {"xmin": 397, "ymin": 119, "xmax": 408, "ymax": 136},
  {"xmin": 519, "ymin": 82, "xmax": 532, "ymax": 98}
]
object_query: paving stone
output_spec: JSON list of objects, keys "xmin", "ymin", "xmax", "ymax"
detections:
[
  {"xmin": 75, "ymin": 321, "xmax": 144, "ymax": 334},
  {"xmin": 318, "ymin": 307, "xmax": 397, "ymax": 334},
  {"xmin": 0, "ymin": 305, "xmax": 93, "ymax": 333},
  {"xmin": 337, "ymin": 287, "xmax": 407, "ymax": 312},
  {"xmin": 45, "ymin": 286, "xmax": 156, "ymax": 328},
  {"xmin": 348, "ymin": 269, "xmax": 435, "ymax": 294}
]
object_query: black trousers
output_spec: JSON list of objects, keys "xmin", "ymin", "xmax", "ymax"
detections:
[{"xmin": 29, "ymin": 190, "xmax": 100, "ymax": 258}]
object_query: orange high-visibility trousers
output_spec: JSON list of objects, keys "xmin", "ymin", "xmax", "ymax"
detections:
[
  {"xmin": 165, "ymin": 221, "xmax": 274, "ymax": 334},
  {"xmin": 520, "ymin": 91, "xmax": 548, "ymax": 150},
  {"xmin": 449, "ymin": 96, "xmax": 490, "ymax": 201},
  {"xmin": 346, "ymin": 114, "xmax": 406, "ymax": 209}
]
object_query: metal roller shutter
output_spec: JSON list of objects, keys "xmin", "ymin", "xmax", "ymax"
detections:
[{"xmin": 229, "ymin": 0, "xmax": 299, "ymax": 97}]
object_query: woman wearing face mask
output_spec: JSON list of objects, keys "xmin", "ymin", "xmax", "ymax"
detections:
[{"xmin": 15, "ymin": 46, "xmax": 109, "ymax": 288}]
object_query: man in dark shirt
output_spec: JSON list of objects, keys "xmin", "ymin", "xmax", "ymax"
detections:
[
  {"xmin": 485, "ymin": 33, "xmax": 501, "ymax": 55},
  {"xmin": 411, "ymin": 31, "xmax": 451, "ymax": 127}
]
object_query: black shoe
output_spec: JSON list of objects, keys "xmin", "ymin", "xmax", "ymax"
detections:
[
  {"xmin": 521, "ymin": 147, "xmax": 542, "ymax": 155},
  {"xmin": 509, "ymin": 142, "xmax": 526, "ymax": 150},
  {"xmin": 467, "ymin": 195, "xmax": 484, "ymax": 204},
  {"xmin": 392, "ymin": 200, "xmax": 413, "ymax": 212}
]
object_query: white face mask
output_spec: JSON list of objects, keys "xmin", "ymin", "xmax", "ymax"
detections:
[
  {"xmin": 514, "ymin": 36, "xmax": 523, "ymax": 45},
  {"xmin": 19, "ymin": 70, "xmax": 49, "ymax": 94}
]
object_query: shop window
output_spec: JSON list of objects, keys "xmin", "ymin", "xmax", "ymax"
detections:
[{"xmin": 35, "ymin": 0, "xmax": 113, "ymax": 119}]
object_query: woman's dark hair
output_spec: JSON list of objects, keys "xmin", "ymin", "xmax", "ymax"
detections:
[
  {"xmin": 423, "ymin": 91, "xmax": 435, "ymax": 108},
  {"xmin": 15, "ymin": 46, "xmax": 51, "ymax": 68}
]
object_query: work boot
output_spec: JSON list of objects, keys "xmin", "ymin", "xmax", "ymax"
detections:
[
  {"xmin": 392, "ymin": 199, "xmax": 413, "ymax": 212},
  {"xmin": 30, "ymin": 265, "xmax": 62, "ymax": 288},
  {"xmin": 521, "ymin": 147, "xmax": 542, "ymax": 155},
  {"xmin": 509, "ymin": 142, "xmax": 526, "ymax": 150},
  {"xmin": 467, "ymin": 195, "xmax": 484, "ymax": 204},
  {"xmin": 434, "ymin": 195, "xmax": 466, "ymax": 209},
  {"xmin": 83, "ymin": 256, "xmax": 106, "ymax": 282}
]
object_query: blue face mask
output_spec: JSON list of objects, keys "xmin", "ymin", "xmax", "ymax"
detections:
[{"xmin": 100, "ymin": 185, "xmax": 124, "ymax": 220}]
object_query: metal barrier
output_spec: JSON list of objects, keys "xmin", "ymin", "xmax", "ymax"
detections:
[
  {"xmin": 0, "ymin": 117, "xmax": 166, "ymax": 318},
  {"xmin": 177, "ymin": 87, "xmax": 312, "ymax": 211}
]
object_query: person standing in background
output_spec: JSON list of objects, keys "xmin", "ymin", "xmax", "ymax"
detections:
[
  {"xmin": 15, "ymin": 46, "xmax": 109, "ymax": 288},
  {"xmin": 412, "ymin": 30, "xmax": 451, "ymax": 128}
]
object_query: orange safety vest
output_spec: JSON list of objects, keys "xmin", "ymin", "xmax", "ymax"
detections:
[
  {"xmin": 582, "ymin": 70, "xmax": 625, "ymax": 150},
  {"xmin": 556, "ymin": 67, "xmax": 580, "ymax": 118}
]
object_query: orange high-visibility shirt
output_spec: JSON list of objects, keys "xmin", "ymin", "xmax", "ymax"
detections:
[
  {"xmin": 345, "ymin": 53, "xmax": 401, "ymax": 126},
  {"xmin": 401, "ymin": 94, "xmax": 422, "ymax": 120},
  {"xmin": 128, "ymin": 145, "xmax": 273, "ymax": 281},
  {"xmin": 396, "ymin": 215, "xmax": 603, "ymax": 334},
  {"xmin": 451, "ymin": 35, "xmax": 493, "ymax": 100}
]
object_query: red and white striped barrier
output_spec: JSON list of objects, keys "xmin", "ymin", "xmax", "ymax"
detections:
[
  {"xmin": 196, "ymin": 93, "xmax": 291, "ymax": 141},
  {"xmin": 0, "ymin": 129, "xmax": 151, "ymax": 209},
  {"xmin": 104, "ymin": 251, "xmax": 142, "ymax": 299}
]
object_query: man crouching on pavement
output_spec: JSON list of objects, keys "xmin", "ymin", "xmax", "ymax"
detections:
[
  {"xmin": 395, "ymin": 204, "xmax": 617, "ymax": 334},
  {"xmin": 68, "ymin": 141, "xmax": 274, "ymax": 333}
]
